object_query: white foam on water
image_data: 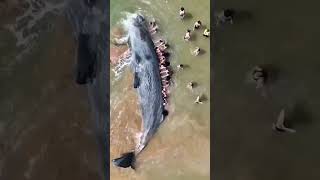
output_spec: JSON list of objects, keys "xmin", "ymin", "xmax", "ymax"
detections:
[
  {"xmin": 111, "ymin": 55, "xmax": 131, "ymax": 81},
  {"xmin": 4, "ymin": 0, "xmax": 66, "ymax": 62},
  {"xmin": 111, "ymin": 11, "xmax": 146, "ymax": 82}
]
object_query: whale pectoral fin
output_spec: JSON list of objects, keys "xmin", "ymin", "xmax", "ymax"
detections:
[
  {"xmin": 112, "ymin": 151, "xmax": 136, "ymax": 169},
  {"xmin": 133, "ymin": 72, "xmax": 140, "ymax": 88}
]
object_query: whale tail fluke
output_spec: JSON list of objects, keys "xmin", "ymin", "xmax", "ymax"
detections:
[{"xmin": 112, "ymin": 152, "xmax": 136, "ymax": 170}]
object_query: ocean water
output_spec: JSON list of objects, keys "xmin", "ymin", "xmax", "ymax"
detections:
[
  {"xmin": 110, "ymin": 0, "xmax": 210, "ymax": 180},
  {"xmin": 214, "ymin": 0, "xmax": 320, "ymax": 179}
]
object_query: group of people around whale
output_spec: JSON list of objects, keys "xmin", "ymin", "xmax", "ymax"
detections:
[
  {"xmin": 180, "ymin": 7, "xmax": 211, "ymax": 104},
  {"xmin": 148, "ymin": 20, "xmax": 172, "ymax": 106},
  {"xmin": 145, "ymin": 7, "xmax": 213, "ymax": 106},
  {"xmin": 180, "ymin": 7, "xmax": 211, "ymax": 41},
  {"xmin": 156, "ymin": 40, "xmax": 171, "ymax": 106}
]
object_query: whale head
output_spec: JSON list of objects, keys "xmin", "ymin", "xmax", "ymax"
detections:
[{"xmin": 132, "ymin": 14, "xmax": 146, "ymax": 28}]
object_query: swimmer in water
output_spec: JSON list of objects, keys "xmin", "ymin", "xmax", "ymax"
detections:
[
  {"xmin": 203, "ymin": 29, "xmax": 210, "ymax": 37},
  {"xmin": 194, "ymin": 20, "xmax": 202, "ymax": 30},
  {"xmin": 194, "ymin": 95, "xmax": 203, "ymax": 104},
  {"xmin": 184, "ymin": 29, "xmax": 191, "ymax": 41},
  {"xmin": 192, "ymin": 47, "xmax": 201, "ymax": 56},
  {"xmin": 272, "ymin": 109, "xmax": 296, "ymax": 133},
  {"xmin": 179, "ymin": 7, "xmax": 185, "ymax": 19}
]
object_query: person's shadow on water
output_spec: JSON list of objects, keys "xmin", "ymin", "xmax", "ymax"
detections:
[
  {"xmin": 183, "ymin": 12, "xmax": 193, "ymax": 20},
  {"xmin": 261, "ymin": 64, "xmax": 280, "ymax": 86},
  {"xmin": 198, "ymin": 49, "xmax": 206, "ymax": 56},
  {"xmin": 287, "ymin": 101, "xmax": 313, "ymax": 129},
  {"xmin": 200, "ymin": 94, "xmax": 208, "ymax": 102},
  {"xmin": 215, "ymin": 9, "xmax": 253, "ymax": 26},
  {"xmin": 232, "ymin": 9, "xmax": 254, "ymax": 24}
]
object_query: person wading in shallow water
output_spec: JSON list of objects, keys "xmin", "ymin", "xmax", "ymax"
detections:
[
  {"xmin": 184, "ymin": 29, "xmax": 191, "ymax": 41},
  {"xmin": 194, "ymin": 20, "xmax": 202, "ymax": 30},
  {"xmin": 216, "ymin": 9, "xmax": 235, "ymax": 25},
  {"xmin": 203, "ymin": 29, "xmax": 210, "ymax": 37},
  {"xmin": 179, "ymin": 7, "xmax": 185, "ymax": 19},
  {"xmin": 252, "ymin": 66, "xmax": 267, "ymax": 89},
  {"xmin": 187, "ymin": 81, "xmax": 194, "ymax": 90},
  {"xmin": 192, "ymin": 47, "xmax": 201, "ymax": 56},
  {"xmin": 272, "ymin": 109, "xmax": 296, "ymax": 133},
  {"xmin": 194, "ymin": 95, "xmax": 203, "ymax": 104}
]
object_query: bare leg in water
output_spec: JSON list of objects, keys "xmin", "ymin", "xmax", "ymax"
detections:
[{"xmin": 272, "ymin": 109, "xmax": 296, "ymax": 133}]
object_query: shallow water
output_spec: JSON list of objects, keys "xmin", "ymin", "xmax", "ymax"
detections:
[
  {"xmin": 214, "ymin": 0, "xmax": 320, "ymax": 179},
  {"xmin": 110, "ymin": 0, "xmax": 210, "ymax": 179}
]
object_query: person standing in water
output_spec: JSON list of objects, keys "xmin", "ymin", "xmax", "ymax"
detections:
[
  {"xmin": 184, "ymin": 29, "xmax": 191, "ymax": 41},
  {"xmin": 179, "ymin": 7, "xmax": 185, "ymax": 19},
  {"xmin": 194, "ymin": 20, "xmax": 202, "ymax": 30},
  {"xmin": 217, "ymin": 9, "xmax": 234, "ymax": 25},
  {"xmin": 192, "ymin": 47, "xmax": 201, "ymax": 56},
  {"xmin": 187, "ymin": 82, "xmax": 194, "ymax": 90},
  {"xmin": 272, "ymin": 109, "xmax": 296, "ymax": 133},
  {"xmin": 203, "ymin": 29, "xmax": 210, "ymax": 37},
  {"xmin": 194, "ymin": 95, "xmax": 203, "ymax": 104}
]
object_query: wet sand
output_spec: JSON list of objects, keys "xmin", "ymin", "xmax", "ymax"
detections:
[
  {"xmin": 110, "ymin": 46, "xmax": 128, "ymax": 65},
  {"xmin": 213, "ymin": 0, "xmax": 320, "ymax": 179},
  {"xmin": 0, "ymin": 11, "xmax": 102, "ymax": 180}
]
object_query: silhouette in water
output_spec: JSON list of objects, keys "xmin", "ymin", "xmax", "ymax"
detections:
[{"xmin": 75, "ymin": 33, "xmax": 97, "ymax": 85}]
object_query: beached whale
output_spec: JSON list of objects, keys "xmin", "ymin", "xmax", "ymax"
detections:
[{"xmin": 112, "ymin": 14, "xmax": 166, "ymax": 169}]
